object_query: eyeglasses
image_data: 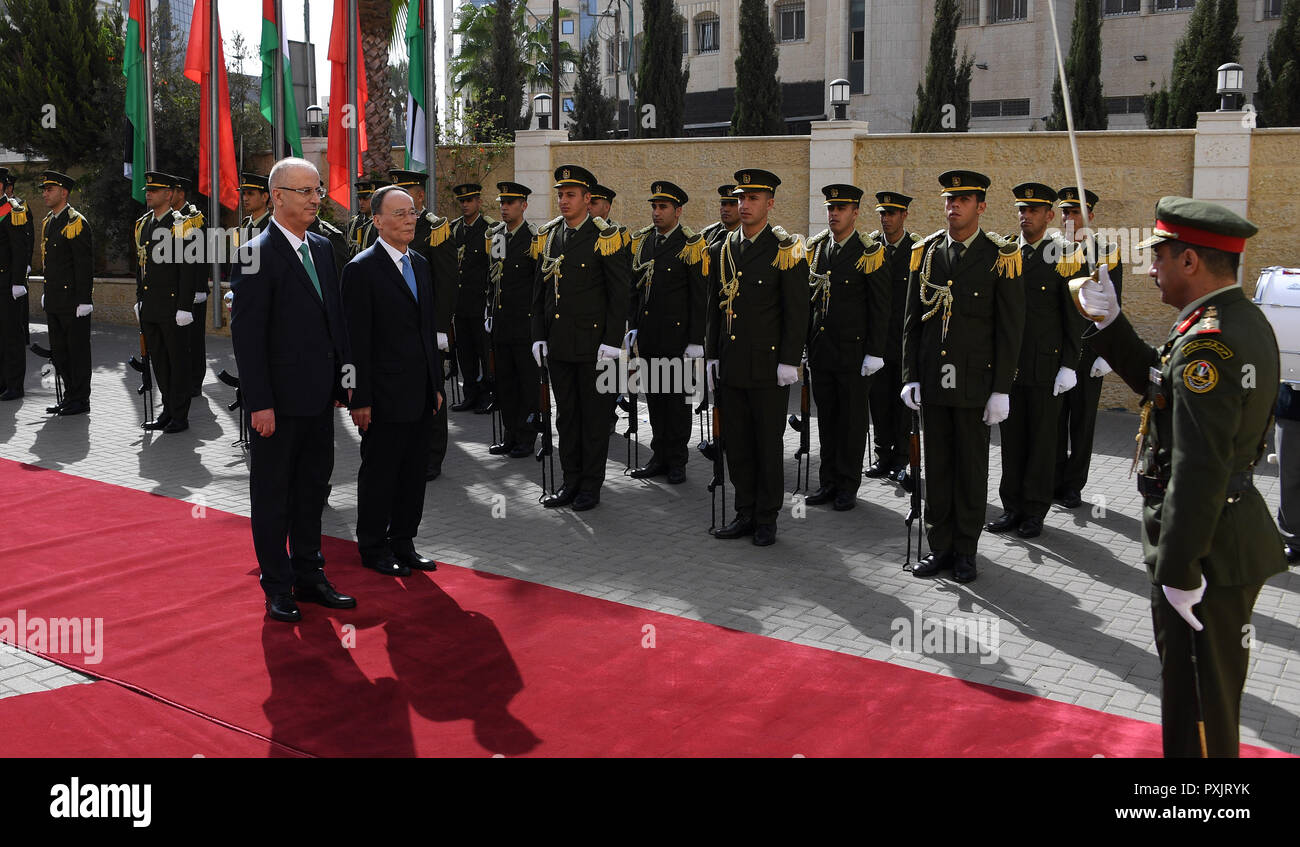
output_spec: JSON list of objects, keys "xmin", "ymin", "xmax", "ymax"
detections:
[
  {"xmin": 382, "ymin": 209, "xmax": 417, "ymax": 220},
  {"xmin": 276, "ymin": 185, "xmax": 326, "ymax": 199}
]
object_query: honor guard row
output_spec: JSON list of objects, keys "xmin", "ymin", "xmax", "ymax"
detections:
[{"xmin": 0, "ymin": 167, "xmax": 35, "ymax": 402}]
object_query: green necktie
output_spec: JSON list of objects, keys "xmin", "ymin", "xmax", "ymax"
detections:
[{"xmin": 298, "ymin": 242, "xmax": 323, "ymax": 299}]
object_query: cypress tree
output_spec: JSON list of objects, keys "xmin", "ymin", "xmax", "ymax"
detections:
[
  {"xmin": 570, "ymin": 36, "xmax": 617, "ymax": 140},
  {"xmin": 912, "ymin": 0, "xmax": 973, "ymax": 132},
  {"xmin": 1145, "ymin": 0, "xmax": 1241, "ymax": 128},
  {"xmin": 1255, "ymin": 0, "xmax": 1300, "ymax": 127},
  {"xmin": 1046, "ymin": 0, "xmax": 1107, "ymax": 130},
  {"xmin": 485, "ymin": 0, "xmax": 525, "ymax": 134},
  {"xmin": 731, "ymin": 0, "xmax": 784, "ymax": 136},
  {"xmin": 636, "ymin": 0, "xmax": 689, "ymax": 137}
]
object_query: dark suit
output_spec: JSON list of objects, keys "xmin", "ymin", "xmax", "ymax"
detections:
[
  {"xmin": 41, "ymin": 206, "xmax": 94, "ymax": 405},
  {"xmin": 0, "ymin": 194, "xmax": 33, "ymax": 391},
  {"xmin": 135, "ymin": 208, "xmax": 198, "ymax": 424},
  {"xmin": 231, "ymin": 221, "xmax": 349, "ymax": 597},
  {"xmin": 411, "ymin": 210, "xmax": 457, "ymax": 475},
  {"xmin": 488, "ymin": 220, "xmax": 539, "ymax": 448},
  {"xmin": 342, "ymin": 241, "xmax": 443, "ymax": 561},
  {"xmin": 869, "ymin": 230, "xmax": 919, "ymax": 471},
  {"xmin": 453, "ymin": 214, "xmax": 492, "ymax": 402}
]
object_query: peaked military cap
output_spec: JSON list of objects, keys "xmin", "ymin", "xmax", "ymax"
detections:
[
  {"xmin": 717, "ymin": 184, "xmax": 739, "ymax": 203},
  {"xmin": 821, "ymin": 183, "xmax": 864, "ymax": 205},
  {"xmin": 553, "ymin": 164, "xmax": 595, "ymax": 190},
  {"xmin": 648, "ymin": 181, "xmax": 688, "ymax": 205},
  {"xmin": 452, "ymin": 183, "xmax": 482, "ymax": 199},
  {"xmin": 938, "ymin": 170, "xmax": 990, "ymax": 196},
  {"xmin": 0, "ymin": 167, "xmax": 12, "ymax": 184},
  {"xmin": 41, "ymin": 171, "xmax": 76, "ymax": 190},
  {"xmin": 240, "ymin": 173, "xmax": 270, "ymax": 192},
  {"xmin": 875, "ymin": 191, "xmax": 913, "ymax": 211},
  {"xmin": 389, "ymin": 169, "xmax": 429, "ymax": 189},
  {"xmin": 1012, "ymin": 182, "xmax": 1056, "ymax": 206},
  {"xmin": 590, "ymin": 184, "xmax": 616, "ymax": 202},
  {"xmin": 355, "ymin": 180, "xmax": 377, "ymax": 197},
  {"xmin": 1136, "ymin": 196, "xmax": 1258, "ymax": 254},
  {"xmin": 144, "ymin": 171, "xmax": 179, "ymax": 190},
  {"xmin": 1057, "ymin": 186, "xmax": 1099, "ymax": 209},
  {"xmin": 732, "ymin": 169, "xmax": 781, "ymax": 195},
  {"xmin": 174, "ymin": 175, "xmax": 194, "ymax": 193},
  {"xmin": 496, "ymin": 181, "xmax": 532, "ymax": 200}
]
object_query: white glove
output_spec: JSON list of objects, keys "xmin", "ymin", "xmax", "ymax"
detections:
[
  {"xmin": 223, "ymin": 290, "xmax": 234, "ymax": 307},
  {"xmin": 1077, "ymin": 263, "xmax": 1120, "ymax": 329},
  {"xmin": 901, "ymin": 382, "xmax": 921, "ymax": 411},
  {"xmin": 982, "ymin": 392, "xmax": 1010, "ymax": 425},
  {"xmin": 483, "ymin": 317, "xmax": 493, "ymax": 334},
  {"xmin": 776, "ymin": 364, "xmax": 800, "ymax": 387},
  {"xmin": 175, "ymin": 310, "xmax": 193, "ymax": 327},
  {"xmin": 1090, "ymin": 358, "xmax": 1112, "ymax": 379},
  {"xmin": 598, "ymin": 344, "xmax": 621, "ymax": 359},
  {"xmin": 861, "ymin": 355, "xmax": 885, "ymax": 377},
  {"xmin": 1052, "ymin": 366, "xmax": 1078, "ymax": 396},
  {"xmin": 623, "ymin": 329, "xmax": 638, "ymax": 350},
  {"xmin": 1162, "ymin": 575, "xmax": 1207, "ymax": 632},
  {"xmin": 134, "ymin": 302, "xmax": 141, "ymax": 320},
  {"xmin": 194, "ymin": 292, "xmax": 208, "ymax": 304},
  {"xmin": 706, "ymin": 359, "xmax": 719, "ymax": 391},
  {"xmin": 437, "ymin": 332, "xmax": 449, "ymax": 352},
  {"xmin": 41, "ymin": 294, "xmax": 44, "ymax": 309},
  {"xmin": 75, "ymin": 303, "xmax": 93, "ymax": 318},
  {"xmin": 11, "ymin": 285, "xmax": 26, "ymax": 300},
  {"xmin": 684, "ymin": 343, "xmax": 704, "ymax": 359},
  {"xmin": 532, "ymin": 340, "xmax": 548, "ymax": 367}
]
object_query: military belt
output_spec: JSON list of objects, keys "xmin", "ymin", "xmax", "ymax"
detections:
[{"xmin": 1137, "ymin": 470, "xmax": 1255, "ymax": 503}]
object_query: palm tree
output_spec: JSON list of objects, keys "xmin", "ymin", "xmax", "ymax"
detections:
[{"xmin": 356, "ymin": 0, "xmax": 407, "ymax": 176}]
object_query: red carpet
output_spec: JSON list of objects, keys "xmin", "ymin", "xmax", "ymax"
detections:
[{"xmin": 0, "ymin": 459, "xmax": 1285, "ymax": 757}]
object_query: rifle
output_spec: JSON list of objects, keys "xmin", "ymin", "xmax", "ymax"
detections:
[
  {"xmin": 526, "ymin": 351, "xmax": 555, "ymax": 500},
  {"xmin": 486, "ymin": 342, "xmax": 501, "ymax": 445},
  {"xmin": 29, "ymin": 342, "xmax": 62, "ymax": 409},
  {"xmin": 904, "ymin": 408, "xmax": 925, "ymax": 567},
  {"xmin": 217, "ymin": 369, "xmax": 248, "ymax": 448},
  {"xmin": 127, "ymin": 330, "xmax": 154, "ymax": 426},
  {"xmin": 704, "ymin": 389, "xmax": 727, "ymax": 535},
  {"xmin": 619, "ymin": 341, "xmax": 640, "ymax": 473},
  {"xmin": 785, "ymin": 360, "xmax": 811, "ymax": 493},
  {"xmin": 443, "ymin": 323, "xmax": 462, "ymax": 406},
  {"xmin": 694, "ymin": 357, "xmax": 710, "ymax": 453}
]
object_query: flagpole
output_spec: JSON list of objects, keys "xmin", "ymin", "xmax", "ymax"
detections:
[
  {"xmin": 273, "ymin": 0, "xmax": 286, "ymax": 160},
  {"xmin": 346, "ymin": 0, "xmax": 359, "ymax": 220},
  {"xmin": 142, "ymin": 0, "xmax": 156, "ymax": 168},
  {"xmin": 423, "ymin": 0, "xmax": 436, "ymax": 197},
  {"xmin": 210, "ymin": 0, "xmax": 224, "ymax": 328}
]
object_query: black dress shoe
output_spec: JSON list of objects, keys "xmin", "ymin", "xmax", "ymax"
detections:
[
  {"xmin": 630, "ymin": 459, "xmax": 667, "ymax": 479},
  {"xmin": 488, "ymin": 442, "xmax": 514, "ymax": 455},
  {"xmin": 162, "ymin": 420, "xmax": 189, "ymax": 433},
  {"xmin": 542, "ymin": 486, "xmax": 576, "ymax": 508},
  {"xmin": 666, "ymin": 467, "xmax": 686, "ymax": 485},
  {"xmin": 953, "ymin": 553, "xmax": 978, "ymax": 583},
  {"xmin": 142, "ymin": 419, "xmax": 168, "ymax": 431},
  {"xmin": 508, "ymin": 443, "xmax": 534, "ymax": 459},
  {"xmin": 363, "ymin": 555, "xmax": 410, "ymax": 577},
  {"xmin": 450, "ymin": 397, "xmax": 478, "ymax": 412},
  {"xmin": 1016, "ymin": 516, "xmax": 1043, "ymax": 538},
  {"xmin": 393, "ymin": 548, "xmax": 437, "ymax": 571},
  {"xmin": 45, "ymin": 403, "xmax": 64, "ymax": 414},
  {"xmin": 752, "ymin": 523, "xmax": 777, "ymax": 546},
  {"xmin": 572, "ymin": 491, "xmax": 600, "ymax": 511},
  {"xmin": 57, "ymin": 400, "xmax": 89, "ymax": 416},
  {"xmin": 896, "ymin": 467, "xmax": 915, "ymax": 493},
  {"xmin": 805, "ymin": 485, "xmax": 836, "ymax": 506},
  {"xmin": 712, "ymin": 517, "xmax": 755, "ymax": 539},
  {"xmin": 0, "ymin": 388, "xmax": 23, "ymax": 401},
  {"xmin": 1060, "ymin": 489, "xmax": 1082, "ymax": 509},
  {"xmin": 985, "ymin": 511, "xmax": 1021, "ymax": 533},
  {"xmin": 833, "ymin": 492, "xmax": 856, "ymax": 511},
  {"xmin": 294, "ymin": 581, "xmax": 357, "ymax": 609},
  {"xmin": 1285, "ymin": 542, "xmax": 1300, "ymax": 564},
  {"xmin": 266, "ymin": 593, "xmax": 302, "ymax": 622},
  {"xmin": 864, "ymin": 459, "xmax": 892, "ymax": 478},
  {"xmin": 910, "ymin": 550, "xmax": 954, "ymax": 578}
]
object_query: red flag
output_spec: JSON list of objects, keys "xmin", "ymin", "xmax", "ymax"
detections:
[
  {"xmin": 327, "ymin": 0, "xmax": 369, "ymax": 208},
  {"xmin": 184, "ymin": 0, "xmax": 239, "ymax": 210}
]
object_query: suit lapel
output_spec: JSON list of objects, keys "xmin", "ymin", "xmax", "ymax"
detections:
[
  {"xmin": 269, "ymin": 224, "xmax": 326, "ymax": 310},
  {"xmin": 374, "ymin": 243, "xmax": 418, "ymax": 305}
]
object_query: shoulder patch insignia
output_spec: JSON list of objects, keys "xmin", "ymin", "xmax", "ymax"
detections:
[
  {"xmin": 1182, "ymin": 338, "xmax": 1233, "ymax": 359},
  {"xmin": 1182, "ymin": 359, "xmax": 1218, "ymax": 393},
  {"xmin": 1192, "ymin": 304, "xmax": 1221, "ymax": 335}
]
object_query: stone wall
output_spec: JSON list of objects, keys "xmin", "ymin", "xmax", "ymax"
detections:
[{"xmin": 1247, "ymin": 129, "xmax": 1300, "ymax": 291}]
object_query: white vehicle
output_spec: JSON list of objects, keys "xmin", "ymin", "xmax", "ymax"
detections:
[{"xmin": 1252, "ymin": 266, "xmax": 1300, "ymax": 385}]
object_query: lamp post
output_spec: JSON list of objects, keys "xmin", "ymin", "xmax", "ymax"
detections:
[
  {"xmin": 534, "ymin": 93, "xmax": 553, "ymax": 130},
  {"xmin": 306, "ymin": 105, "xmax": 323, "ymax": 138},
  {"xmin": 1216, "ymin": 62, "xmax": 1244, "ymax": 111},
  {"xmin": 829, "ymin": 78, "xmax": 850, "ymax": 121}
]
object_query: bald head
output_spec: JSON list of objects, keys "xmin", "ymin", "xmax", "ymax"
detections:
[{"xmin": 269, "ymin": 157, "xmax": 322, "ymax": 237}]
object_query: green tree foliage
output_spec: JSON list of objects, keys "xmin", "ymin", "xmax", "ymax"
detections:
[
  {"xmin": 570, "ymin": 36, "xmax": 617, "ymax": 140},
  {"xmin": 1046, "ymin": 0, "xmax": 1107, "ymax": 131},
  {"xmin": 1145, "ymin": 0, "xmax": 1241, "ymax": 129},
  {"xmin": 1255, "ymin": 0, "xmax": 1300, "ymax": 127},
  {"xmin": 912, "ymin": 0, "xmax": 973, "ymax": 132},
  {"xmin": 636, "ymin": 0, "xmax": 689, "ymax": 137},
  {"xmin": 731, "ymin": 0, "xmax": 783, "ymax": 135}
]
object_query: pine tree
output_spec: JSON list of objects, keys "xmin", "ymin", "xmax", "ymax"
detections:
[
  {"xmin": 731, "ymin": 0, "xmax": 783, "ymax": 136},
  {"xmin": 636, "ymin": 0, "xmax": 689, "ymax": 137},
  {"xmin": 912, "ymin": 0, "xmax": 973, "ymax": 132},
  {"xmin": 1046, "ymin": 0, "xmax": 1107, "ymax": 130},
  {"xmin": 1145, "ymin": 0, "xmax": 1241, "ymax": 128},
  {"xmin": 570, "ymin": 36, "xmax": 617, "ymax": 140},
  {"xmin": 1255, "ymin": 0, "xmax": 1300, "ymax": 127}
]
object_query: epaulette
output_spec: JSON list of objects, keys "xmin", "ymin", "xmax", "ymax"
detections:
[
  {"xmin": 427, "ymin": 215, "xmax": 451, "ymax": 248},
  {"xmin": 316, "ymin": 218, "xmax": 342, "ymax": 236},
  {"xmin": 525, "ymin": 221, "xmax": 538, "ymax": 237},
  {"xmin": 630, "ymin": 224, "xmax": 654, "ymax": 258},
  {"xmin": 483, "ymin": 215, "xmax": 497, "ymax": 225},
  {"xmin": 866, "ymin": 229, "xmax": 881, "ymax": 241},
  {"xmin": 1098, "ymin": 239, "xmax": 1120, "ymax": 270},
  {"xmin": 1053, "ymin": 236, "xmax": 1084, "ymax": 277},
  {"xmin": 985, "ymin": 231, "xmax": 1022, "ymax": 279},
  {"xmin": 484, "ymin": 220, "xmax": 505, "ymax": 255},
  {"xmin": 62, "ymin": 208, "xmax": 85, "ymax": 240},
  {"xmin": 1178, "ymin": 304, "xmax": 1222, "ymax": 338},
  {"xmin": 806, "ymin": 229, "xmax": 831, "ymax": 248},
  {"xmin": 770, "ymin": 226, "xmax": 806, "ymax": 270},
  {"xmin": 855, "ymin": 233, "xmax": 885, "ymax": 274},
  {"xmin": 537, "ymin": 215, "xmax": 564, "ymax": 235},
  {"xmin": 8, "ymin": 199, "xmax": 26, "ymax": 226},
  {"xmin": 677, "ymin": 232, "xmax": 710, "ymax": 276},
  {"xmin": 486, "ymin": 220, "xmax": 506, "ymax": 237},
  {"xmin": 182, "ymin": 212, "xmax": 203, "ymax": 236},
  {"xmin": 909, "ymin": 231, "xmax": 923, "ymax": 244},
  {"xmin": 909, "ymin": 230, "xmax": 944, "ymax": 272},
  {"xmin": 595, "ymin": 217, "xmax": 629, "ymax": 256},
  {"xmin": 681, "ymin": 225, "xmax": 696, "ymax": 239}
]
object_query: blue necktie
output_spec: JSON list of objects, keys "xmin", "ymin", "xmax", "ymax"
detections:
[{"xmin": 400, "ymin": 254, "xmax": 418, "ymax": 301}]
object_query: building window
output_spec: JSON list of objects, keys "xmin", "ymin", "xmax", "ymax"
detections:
[
  {"xmin": 776, "ymin": 1, "xmax": 805, "ymax": 43},
  {"xmin": 563, "ymin": 98, "xmax": 575, "ymax": 113},
  {"xmin": 851, "ymin": 30, "xmax": 864, "ymax": 62},
  {"xmin": 562, "ymin": 19, "xmax": 574, "ymax": 35},
  {"xmin": 681, "ymin": 19, "xmax": 689, "ymax": 55},
  {"xmin": 971, "ymin": 98, "xmax": 1031, "ymax": 118},
  {"xmin": 959, "ymin": 0, "xmax": 980, "ymax": 25},
  {"xmin": 606, "ymin": 39, "xmax": 617, "ymax": 74},
  {"xmin": 1104, "ymin": 95, "xmax": 1148, "ymax": 114},
  {"xmin": 991, "ymin": 0, "xmax": 1027, "ymax": 22},
  {"xmin": 1102, "ymin": 0, "xmax": 1141, "ymax": 15},
  {"xmin": 1154, "ymin": 0, "xmax": 1196, "ymax": 10},
  {"xmin": 1264, "ymin": 0, "xmax": 1283, "ymax": 18},
  {"xmin": 696, "ymin": 13, "xmax": 720, "ymax": 53}
]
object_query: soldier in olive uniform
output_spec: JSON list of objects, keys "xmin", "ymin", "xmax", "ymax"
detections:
[
  {"xmin": 0, "ymin": 167, "xmax": 34, "ymax": 400},
  {"xmin": 173, "ymin": 176, "xmax": 210, "ymax": 396},
  {"xmin": 902, "ymin": 170, "xmax": 1025, "ymax": 583},
  {"xmin": 450, "ymin": 183, "xmax": 494, "ymax": 413},
  {"xmin": 388, "ymin": 169, "xmax": 458, "ymax": 480},
  {"xmin": 1078, "ymin": 196, "xmax": 1285, "ymax": 757},
  {"xmin": 804, "ymin": 184, "xmax": 889, "ymax": 511},
  {"xmin": 867, "ymin": 191, "xmax": 919, "ymax": 485},
  {"xmin": 530, "ymin": 164, "xmax": 631, "ymax": 511},
  {"xmin": 626, "ymin": 181, "xmax": 708, "ymax": 484},
  {"xmin": 704, "ymin": 168, "xmax": 810, "ymax": 546},
  {"xmin": 308, "ymin": 214, "xmax": 348, "ymax": 282},
  {"xmin": 986, "ymin": 183, "xmax": 1082, "ymax": 539},
  {"xmin": 1055, "ymin": 187, "xmax": 1124, "ymax": 508},
  {"xmin": 38, "ymin": 171, "xmax": 94, "ymax": 416},
  {"xmin": 588, "ymin": 184, "xmax": 617, "ymax": 227},
  {"xmin": 700, "ymin": 185, "xmax": 740, "ymax": 247},
  {"xmin": 346, "ymin": 180, "xmax": 377, "ymax": 258},
  {"xmin": 486, "ymin": 181, "xmax": 539, "ymax": 458},
  {"xmin": 134, "ymin": 172, "xmax": 198, "ymax": 432},
  {"xmin": 238, "ymin": 173, "xmax": 273, "ymax": 241}
]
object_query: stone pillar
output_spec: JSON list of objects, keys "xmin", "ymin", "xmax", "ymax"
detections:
[
  {"xmin": 807, "ymin": 120, "xmax": 870, "ymax": 238},
  {"xmin": 513, "ymin": 129, "xmax": 569, "ymax": 221},
  {"xmin": 1192, "ymin": 110, "xmax": 1253, "ymax": 218}
]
